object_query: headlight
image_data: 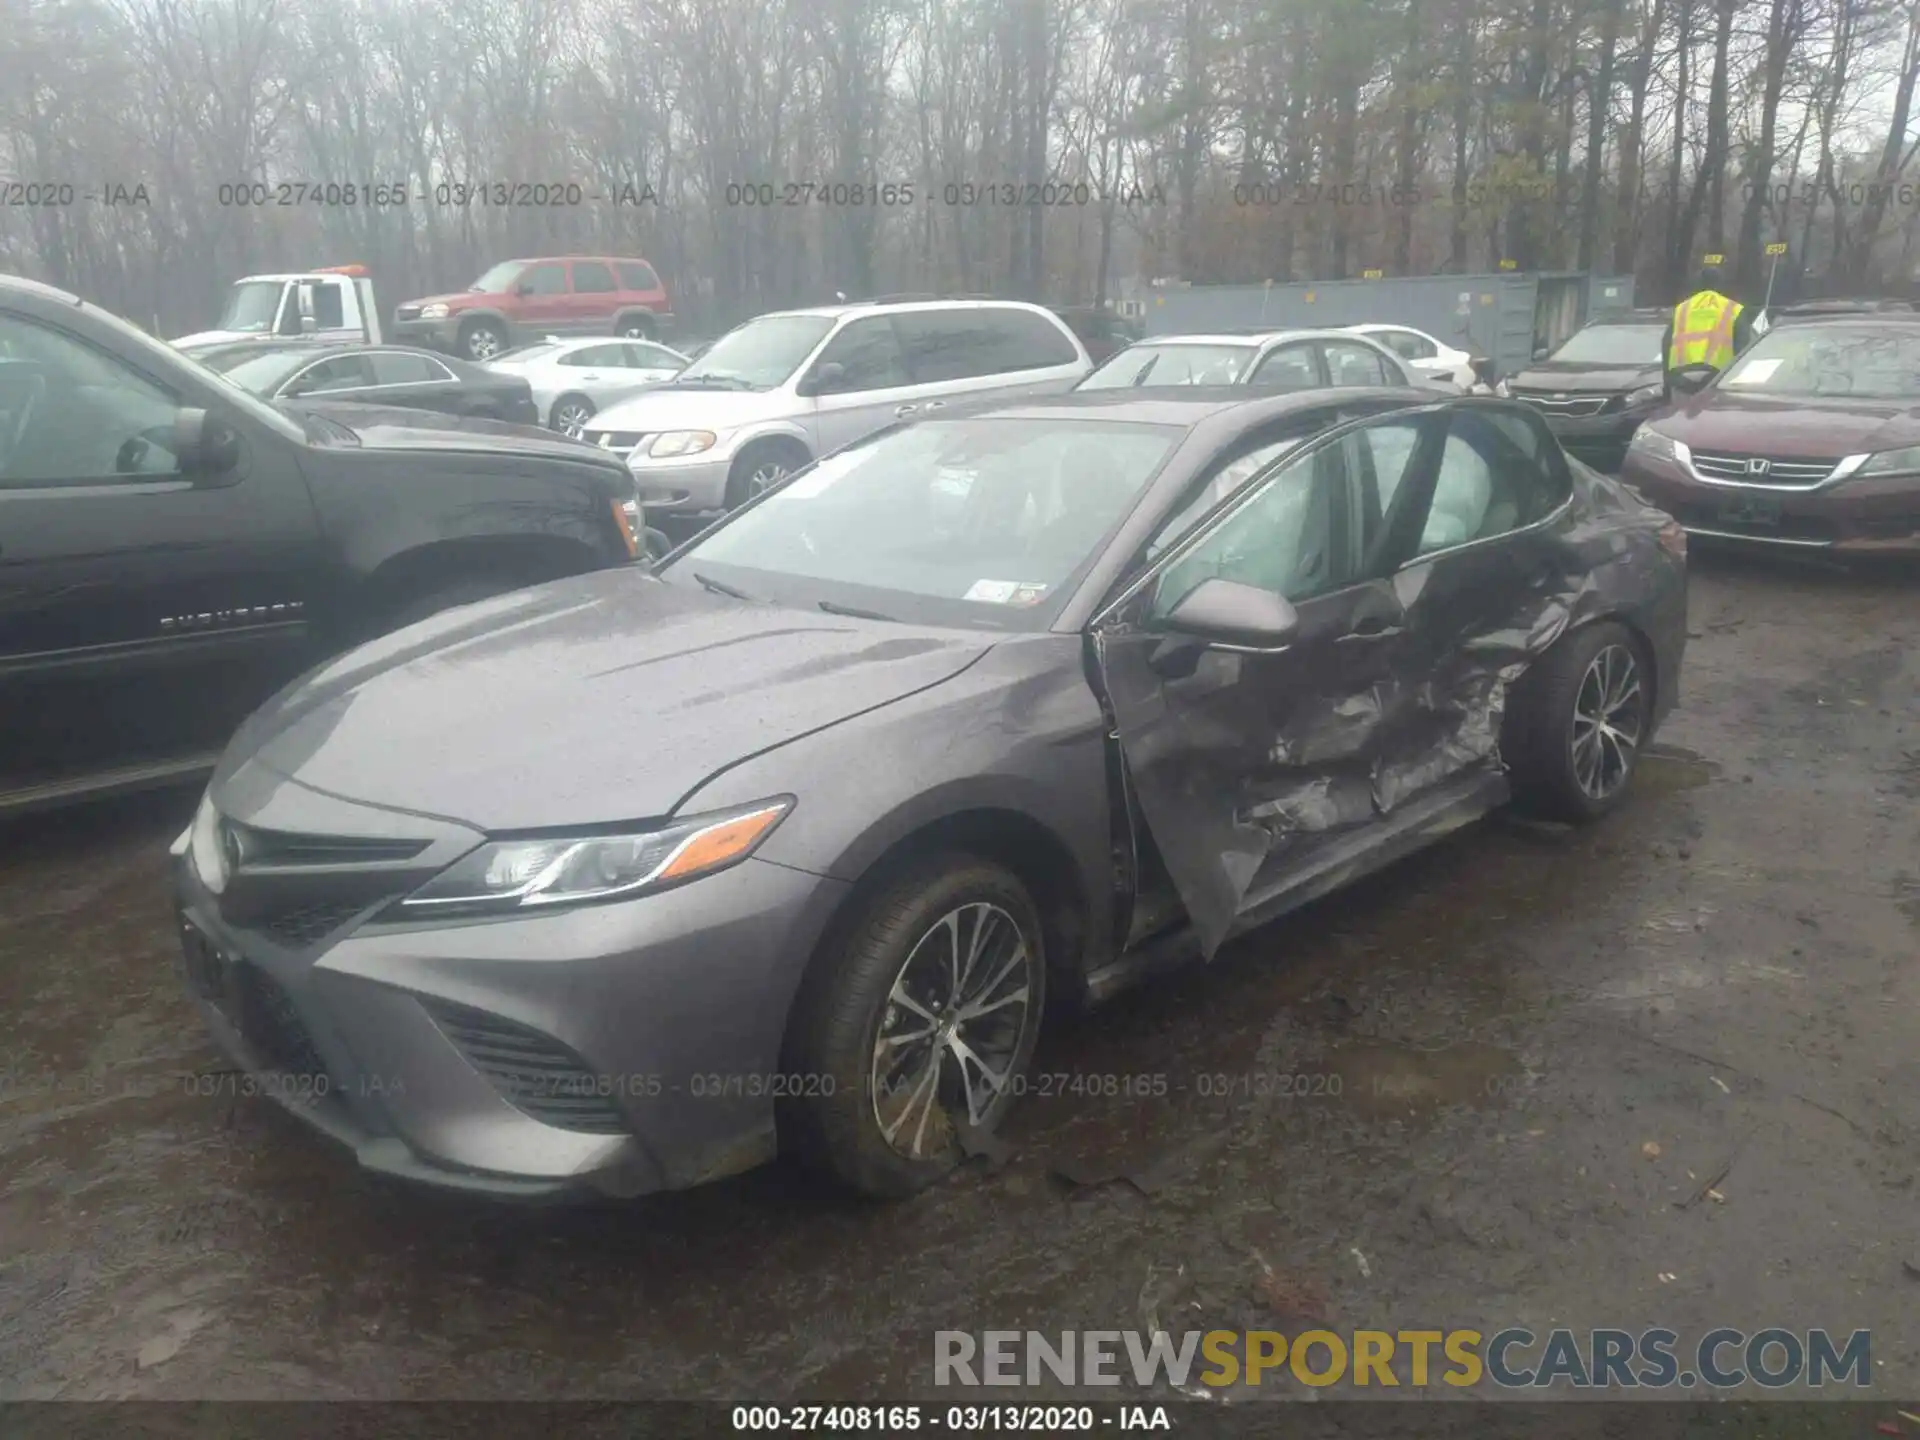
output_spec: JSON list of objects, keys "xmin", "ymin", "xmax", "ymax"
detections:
[
  {"xmin": 419, "ymin": 302, "xmax": 449, "ymax": 320},
  {"xmin": 1855, "ymin": 444, "xmax": 1920, "ymax": 479},
  {"xmin": 396, "ymin": 799, "xmax": 792, "ymax": 918},
  {"xmin": 1493, "ymin": 378, "xmax": 1511, "ymax": 397},
  {"xmin": 648, "ymin": 430, "xmax": 717, "ymax": 458},
  {"xmin": 1625, "ymin": 383, "xmax": 1664, "ymax": 406},
  {"xmin": 1627, "ymin": 426, "xmax": 1679, "ymax": 464},
  {"xmin": 187, "ymin": 791, "xmax": 230, "ymax": 894}
]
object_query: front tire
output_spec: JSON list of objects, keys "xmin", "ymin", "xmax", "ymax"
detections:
[
  {"xmin": 724, "ymin": 439, "xmax": 809, "ymax": 509},
  {"xmin": 782, "ymin": 855, "xmax": 1046, "ymax": 1199},
  {"xmin": 1503, "ymin": 620, "xmax": 1652, "ymax": 822},
  {"xmin": 459, "ymin": 318, "xmax": 509, "ymax": 361}
]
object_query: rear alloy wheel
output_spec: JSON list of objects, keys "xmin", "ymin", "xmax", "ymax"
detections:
[
  {"xmin": 552, "ymin": 395, "xmax": 596, "ymax": 435},
  {"xmin": 1503, "ymin": 620, "xmax": 1651, "ymax": 822},
  {"xmin": 460, "ymin": 320, "xmax": 509, "ymax": 362},
  {"xmin": 724, "ymin": 440, "xmax": 808, "ymax": 509},
  {"xmin": 783, "ymin": 856, "xmax": 1045, "ymax": 1198}
]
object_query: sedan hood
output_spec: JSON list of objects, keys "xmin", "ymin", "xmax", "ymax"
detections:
[
  {"xmin": 292, "ymin": 401, "xmax": 604, "ymax": 461},
  {"xmin": 1510, "ymin": 361, "xmax": 1663, "ymax": 394},
  {"xmin": 1651, "ymin": 390, "xmax": 1920, "ymax": 456},
  {"xmin": 225, "ymin": 573, "xmax": 994, "ymax": 830},
  {"xmin": 592, "ymin": 384, "xmax": 796, "ymax": 431}
]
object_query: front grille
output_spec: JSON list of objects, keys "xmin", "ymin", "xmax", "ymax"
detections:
[
  {"xmin": 1513, "ymin": 391, "xmax": 1617, "ymax": 417},
  {"xmin": 589, "ymin": 430, "xmax": 650, "ymax": 453},
  {"xmin": 227, "ymin": 823, "xmax": 427, "ymax": 867},
  {"xmin": 422, "ymin": 1000, "xmax": 628, "ymax": 1134},
  {"xmin": 1690, "ymin": 452, "xmax": 1839, "ymax": 487},
  {"xmin": 231, "ymin": 961, "xmax": 331, "ymax": 1085}
]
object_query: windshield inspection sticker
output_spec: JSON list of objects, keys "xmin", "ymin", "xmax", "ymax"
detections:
[{"xmin": 1727, "ymin": 357, "xmax": 1783, "ymax": 384}]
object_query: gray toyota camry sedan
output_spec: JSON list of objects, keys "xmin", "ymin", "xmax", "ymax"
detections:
[{"xmin": 171, "ymin": 387, "xmax": 1688, "ymax": 1202}]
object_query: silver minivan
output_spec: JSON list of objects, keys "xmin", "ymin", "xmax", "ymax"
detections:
[{"xmin": 578, "ymin": 298, "xmax": 1092, "ymax": 513}]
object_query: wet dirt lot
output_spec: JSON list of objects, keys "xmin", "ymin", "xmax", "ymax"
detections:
[{"xmin": 2, "ymin": 552, "xmax": 1916, "ymax": 1402}]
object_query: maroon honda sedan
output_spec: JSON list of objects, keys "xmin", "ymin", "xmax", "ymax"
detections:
[{"xmin": 1620, "ymin": 316, "xmax": 1920, "ymax": 556}]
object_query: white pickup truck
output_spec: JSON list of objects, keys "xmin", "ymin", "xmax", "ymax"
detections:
[{"xmin": 172, "ymin": 267, "xmax": 381, "ymax": 352}]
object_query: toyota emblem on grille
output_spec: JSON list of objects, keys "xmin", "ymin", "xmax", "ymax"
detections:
[{"xmin": 1747, "ymin": 457, "xmax": 1772, "ymax": 475}]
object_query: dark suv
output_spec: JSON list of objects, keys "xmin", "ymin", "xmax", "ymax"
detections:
[
  {"xmin": 0, "ymin": 274, "xmax": 643, "ymax": 815},
  {"xmin": 393, "ymin": 257, "xmax": 675, "ymax": 362}
]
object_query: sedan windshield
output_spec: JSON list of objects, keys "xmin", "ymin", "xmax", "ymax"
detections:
[
  {"xmin": 1548, "ymin": 324, "xmax": 1665, "ymax": 365},
  {"xmin": 674, "ymin": 314, "xmax": 835, "ymax": 390},
  {"xmin": 1079, "ymin": 343, "xmax": 1256, "ymax": 389},
  {"xmin": 1719, "ymin": 325, "xmax": 1920, "ymax": 399},
  {"xmin": 214, "ymin": 281, "xmax": 285, "ymax": 334},
  {"xmin": 665, "ymin": 417, "xmax": 1182, "ymax": 628}
]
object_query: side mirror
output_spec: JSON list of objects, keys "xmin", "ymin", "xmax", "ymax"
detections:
[
  {"xmin": 798, "ymin": 360, "xmax": 846, "ymax": 397},
  {"xmin": 173, "ymin": 407, "xmax": 240, "ymax": 476},
  {"xmin": 516, "ymin": 281, "xmax": 536, "ymax": 296},
  {"xmin": 1533, "ymin": 344, "xmax": 1550, "ymax": 360},
  {"xmin": 299, "ymin": 314, "xmax": 318, "ymax": 334},
  {"xmin": 1161, "ymin": 577, "xmax": 1300, "ymax": 648}
]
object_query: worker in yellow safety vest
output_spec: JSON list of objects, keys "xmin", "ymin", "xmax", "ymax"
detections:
[{"xmin": 1661, "ymin": 264, "xmax": 1756, "ymax": 392}]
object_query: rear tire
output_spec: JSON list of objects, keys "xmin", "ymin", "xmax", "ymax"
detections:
[
  {"xmin": 723, "ymin": 438, "xmax": 809, "ymax": 509},
  {"xmin": 1503, "ymin": 620, "xmax": 1652, "ymax": 823},
  {"xmin": 459, "ymin": 319, "xmax": 509, "ymax": 362},
  {"xmin": 781, "ymin": 855, "xmax": 1046, "ymax": 1199}
]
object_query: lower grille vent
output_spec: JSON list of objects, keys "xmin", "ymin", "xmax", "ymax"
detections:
[{"xmin": 422, "ymin": 1000, "xmax": 628, "ymax": 1134}]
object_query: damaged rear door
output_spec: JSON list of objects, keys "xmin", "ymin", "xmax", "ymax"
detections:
[{"xmin": 1091, "ymin": 408, "xmax": 1455, "ymax": 955}]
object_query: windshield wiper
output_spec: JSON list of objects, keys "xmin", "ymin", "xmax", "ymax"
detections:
[
  {"xmin": 817, "ymin": 599, "xmax": 895, "ymax": 622},
  {"xmin": 693, "ymin": 571, "xmax": 758, "ymax": 602}
]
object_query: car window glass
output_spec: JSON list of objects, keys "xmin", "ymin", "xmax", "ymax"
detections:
[
  {"xmin": 0, "ymin": 313, "xmax": 184, "ymax": 483},
  {"xmin": 522, "ymin": 263, "xmax": 567, "ymax": 297},
  {"xmin": 369, "ymin": 352, "xmax": 448, "ymax": 385},
  {"xmin": 624, "ymin": 343, "xmax": 680, "ymax": 369},
  {"xmin": 561, "ymin": 344, "xmax": 623, "ymax": 368},
  {"xmin": 1247, "ymin": 344, "xmax": 1318, "ymax": 389},
  {"xmin": 616, "ymin": 261, "xmax": 661, "ymax": 291},
  {"xmin": 979, "ymin": 308, "xmax": 1080, "ymax": 371},
  {"xmin": 1383, "ymin": 330, "xmax": 1437, "ymax": 360},
  {"xmin": 309, "ymin": 282, "xmax": 345, "ymax": 330},
  {"xmin": 571, "ymin": 261, "xmax": 618, "ymax": 294},
  {"xmin": 1150, "ymin": 443, "xmax": 1353, "ymax": 614},
  {"xmin": 1146, "ymin": 436, "xmax": 1304, "ymax": 559},
  {"xmin": 811, "ymin": 317, "xmax": 911, "ymax": 393},
  {"xmin": 1412, "ymin": 409, "xmax": 1561, "ymax": 555},
  {"xmin": 296, "ymin": 355, "xmax": 377, "ymax": 392},
  {"xmin": 1324, "ymin": 341, "xmax": 1396, "ymax": 386},
  {"xmin": 894, "ymin": 311, "xmax": 992, "ymax": 382}
]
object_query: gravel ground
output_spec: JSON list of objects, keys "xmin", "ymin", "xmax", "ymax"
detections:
[{"xmin": 1, "ymin": 549, "xmax": 1915, "ymax": 1403}]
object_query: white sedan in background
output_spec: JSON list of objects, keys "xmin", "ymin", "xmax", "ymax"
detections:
[
  {"xmin": 484, "ymin": 335, "xmax": 689, "ymax": 434},
  {"xmin": 1344, "ymin": 323, "xmax": 1480, "ymax": 389}
]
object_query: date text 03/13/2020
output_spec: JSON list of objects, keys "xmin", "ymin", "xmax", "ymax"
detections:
[{"xmin": 730, "ymin": 1406, "xmax": 1171, "ymax": 1431}]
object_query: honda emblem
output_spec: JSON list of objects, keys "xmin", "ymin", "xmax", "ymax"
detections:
[{"xmin": 1746, "ymin": 457, "xmax": 1771, "ymax": 476}]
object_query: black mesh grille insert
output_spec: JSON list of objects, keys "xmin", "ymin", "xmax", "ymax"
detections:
[
  {"xmin": 423, "ymin": 1000, "xmax": 628, "ymax": 1135},
  {"xmin": 259, "ymin": 899, "xmax": 368, "ymax": 948},
  {"xmin": 232, "ymin": 962, "xmax": 331, "ymax": 1085}
]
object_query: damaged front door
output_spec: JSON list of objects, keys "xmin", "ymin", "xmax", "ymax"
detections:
[{"xmin": 1092, "ymin": 409, "xmax": 1452, "ymax": 955}]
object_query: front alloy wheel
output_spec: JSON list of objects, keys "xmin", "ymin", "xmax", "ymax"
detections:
[
  {"xmin": 870, "ymin": 902, "xmax": 1037, "ymax": 1160},
  {"xmin": 553, "ymin": 398, "xmax": 595, "ymax": 436},
  {"xmin": 781, "ymin": 855, "xmax": 1046, "ymax": 1198},
  {"xmin": 1502, "ymin": 619, "xmax": 1652, "ymax": 823}
]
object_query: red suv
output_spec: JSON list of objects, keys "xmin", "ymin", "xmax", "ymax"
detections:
[{"xmin": 393, "ymin": 256, "xmax": 674, "ymax": 361}]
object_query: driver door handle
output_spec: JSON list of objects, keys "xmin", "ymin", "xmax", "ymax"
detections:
[{"xmin": 895, "ymin": 403, "xmax": 918, "ymax": 417}]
